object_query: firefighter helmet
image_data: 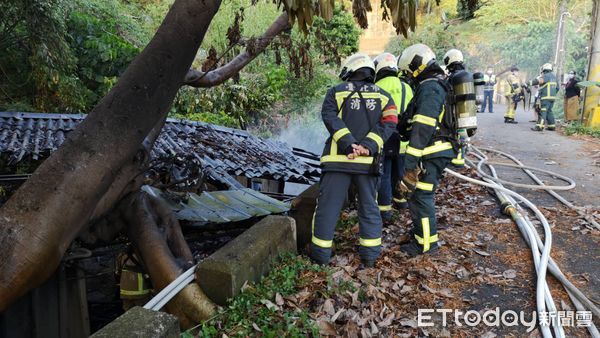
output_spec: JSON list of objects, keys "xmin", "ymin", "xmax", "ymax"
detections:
[
  {"xmin": 443, "ymin": 49, "xmax": 464, "ymax": 67},
  {"xmin": 373, "ymin": 53, "xmax": 398, "ymax": 74},
  {"xmin": 541, "ymin": 63, "xmax": 553, "ymax": 72},
  {"xmin": 339, "ymin": 53, "xmax": 375, "ymax": 81},
  {"xmin": 398, "ymin": 43, "xmax": 437, "ymax": 78}
]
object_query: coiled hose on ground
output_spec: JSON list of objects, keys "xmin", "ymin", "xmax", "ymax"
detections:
[{"xmin": 445, "ymin": 145, "xmax": 599, "ymax": 338}]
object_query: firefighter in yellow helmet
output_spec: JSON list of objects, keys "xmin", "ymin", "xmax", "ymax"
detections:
[
  {"xmin": 310, "ymin": 53, "xmax": 398, "ymax": 267},
  {"xmin": 504, "ymin": 66, "xmax": 522, "ymax": 123},
  {"xmin": 373, "ymin": 52, "xmax": 414, "ymax": 220},
  {"xmin": 397, "ymin": 44, "xmax": 458, "ymax": 256}
]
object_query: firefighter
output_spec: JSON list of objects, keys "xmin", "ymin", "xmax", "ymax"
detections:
[
  {"xmin": 116, "ymin": 251, "xmax": 153, "ymax": 310},
  {"xmin": 504, "ymin": 66, "xmax": 522, "ymax": 124},
  {"xmin": 530, "ymin": 63, "xmax": 559, "ymax": 131},
  {"xmin": 482, "ymin": 68, "xmax": 496, "ymax": 113},
  {"xmin": 443, "ymin": 49, "xmax": 466, "ymax": 74},
  {"xmin": 443, "ymin": 48, "xmax": 469, "ymax": 168},
  {"xmin": 310, "ymin": 53, "xmax": 398, "ymax": 267},
  {"xmin": 397, "ymin": 44, "xmax": 458, "ymax": 256},
  {"xmin": 373, "ymin": 52, "xmax": 414, "ymax": 219}
]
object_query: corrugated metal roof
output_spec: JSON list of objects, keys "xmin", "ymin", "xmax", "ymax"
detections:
[
  {"xmin": 142, "ymin": 186, "xmax": 290, "ymax": 225},
  {"xmin": 0, "ymin": 112, "xmax": 320, "ymax": 186}
]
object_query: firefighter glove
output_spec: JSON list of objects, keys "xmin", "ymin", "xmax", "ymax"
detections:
[{"xmin": 398, "ymin": 166, "xmax": 422, "ymax": 194}]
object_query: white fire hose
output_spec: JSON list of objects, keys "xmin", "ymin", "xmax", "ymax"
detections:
[{"xmin": 445, "ymin": 145, "xmax": 599, "ymax": 338}]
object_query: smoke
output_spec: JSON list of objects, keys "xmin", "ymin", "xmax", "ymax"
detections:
[
  {"xmin": 275, "ymin": 108, "xmax": 327, "ymax": 195},
  {"xmin": 275, "ymin": 110, "xmax": 327, "ymax": 155}
]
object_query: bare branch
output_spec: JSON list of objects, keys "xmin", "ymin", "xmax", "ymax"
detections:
[{"xmin": 183, "ymin": 12, "xmax": 291, "ymax": 88}]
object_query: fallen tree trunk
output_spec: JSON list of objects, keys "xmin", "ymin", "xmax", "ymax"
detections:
[
  {"xmin": 121, "ymin": 192, "xmax": 215, "ymax": 327},
  {"xmin": 0, "ymin": 0, "xmax": 223, "ymax": 311}
]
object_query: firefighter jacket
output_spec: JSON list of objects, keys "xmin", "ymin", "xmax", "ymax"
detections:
[
  {"xmin": 320, "ymin": 81, "xmax": 398, "ymax": 174},
  {"xmin": 376, "ymin": 75, "xmax": 413, "ymax": 157},
  {"xmin": 538, "ymin": 71, "xmax": 558, "ymax": 101},
  {"xmin": 483, "ymin": 74, "xmax": 496, "ymax": 91},
  {"xmin": 504, "ymin": 74, "xmax": 522, "ymax": 96},
  {"xmin": 402, "ymin": 77, "xmax": 457, "ymax": 171}
]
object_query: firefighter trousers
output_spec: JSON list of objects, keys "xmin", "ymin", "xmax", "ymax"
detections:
[
  {"xmin": 378, "ymin": 155, "xmax": 406, "ymax": 217},
  {"xmin": 310, "ymin": 172, "xmax": 382, "ymax": 264},
  {"xmin": 504, "ymin": 96, "xmax": 519, "ymax": 119},
  {"xmin": 537, "ymin": 100, "xmax": 555, "ymax": 129},
  {"xmin": 409, "ymin": 157, "xmax": 452, "ymax": 252}
]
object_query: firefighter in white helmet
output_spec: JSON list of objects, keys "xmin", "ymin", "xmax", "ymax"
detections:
[
  {"xmin": 373, "ymin": 52, "xmax": 414, "ymax": 219},
  {"xmin": 443, "ymin": 49, "xmax": 465, "ymax": 73},
  {"xmin": 529, "ymin": 63, "xmax": 559, "ymax": 131},
  {"xmin": 310, "ymin": 53, "xmax": 398, "ymax": 267},
  {"xmin": 396, "ymin": 44, "xmax": 458, "ymax": 256}
]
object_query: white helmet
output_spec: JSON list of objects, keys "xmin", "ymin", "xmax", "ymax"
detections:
[
  {"xmin": 541, "ymin": 63, "xmax": 553, "ymax": 72},
  {"xmin": 443, "ymin": 49, "xmax": 464, "ymax": 67},
  {"xmin": 373, "ymin": 53, "xmax": 398, "ymax": 74},
  {"xmin": 339, "ymin": 53, "xmax": 375, "ymax": 80},
  {"xmin": 398, "ymin": 44, "xmax": 437, "ymax": 78}
]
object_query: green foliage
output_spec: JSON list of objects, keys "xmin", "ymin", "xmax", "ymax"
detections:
[
  {"xmin": 563, "ymin": 121, "xmax": 600, "ymax": 138},
  {"xmin": 190, "ymin": 253, "xmax": 354, "ymax": 337},
  {"xmin": 386, "ymin": 14, "xmax": 458, "ymax": 60},
  {"xmin": 0, "ymin": 0, "xmax": 150, "ymax": 112},
  {"xmin": 490, "ymin": 21, "xmax": 555, "ymax": 76},
  {"xmin": 456, "ymin": 0, "xmax": 480, "ymax": 20},
  {"xmin": 312, "ymin": 7, "xmax": 361, "ymax": 65}
]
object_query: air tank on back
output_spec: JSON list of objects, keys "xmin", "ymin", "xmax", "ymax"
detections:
[{"xmin": 450, "ymin": 70, "xmax": 478, "ymax": 136}]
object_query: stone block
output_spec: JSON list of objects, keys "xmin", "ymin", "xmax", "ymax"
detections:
[
  {"xmin": 289, "ymin": 183, "xmax": 319, "ymax": 252},
  {"xmin": 196, "ymin": 215, "xmax": 297, "ymax": 305},
  {"xmin": 91, "ymin": 307, "xmax": 179, "ymax": 338}
]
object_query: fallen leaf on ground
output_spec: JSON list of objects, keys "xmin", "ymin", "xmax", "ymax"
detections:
[
  {"xmin": 399, "ymin": 318, "xmax": 418, "ymax": 328},
  {"xmin": 275, "ymin": 293, "xmax": 284, "ymax": 306},
  {"xmin": 474, "ymin": 249, "xmax": 491, "ymax": 256},
  {"xmin": 502, "ymin": 269, "xmax": 517, "ymax": 279},
  {"xmin": 323, "ymin": 299, "xmax": 335, "ymax": 316},
  {"xmin": 318, "ymin": 319, "xmax": 337, "ymax": 336}
]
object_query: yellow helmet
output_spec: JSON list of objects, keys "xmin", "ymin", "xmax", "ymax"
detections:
[
  {"xmin": 443, "ymin": 49, "xmax": 464, "ymax": 67},
  {"xmin": 541, "ymin": 63, "xmax": 553, "ymax": 72},
  {"xmin": 398, "ymin": 44, "xmax": 437, "ymax": 78},
  {"xmin": 373, "ymin": 53, "xmax": 398, "ymax": 74},
  {"xmin": 339, "ymin": 53, "xmax": 375, "ymax": 80}
]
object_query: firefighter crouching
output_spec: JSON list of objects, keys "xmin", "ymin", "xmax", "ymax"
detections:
[
  {"xmin": 373, "ymin": 52, "xmax": 414, "ymax": 220},
  {"xmin": 310, "ymin": 53, "xmax": 398, "ymax": 268},
  {"xmin": 530, "ymin": 63, "xmax": 559, "ymax": 131},
  {"xmin": 396, "ymin": 44, "xmax": 458, "ymax": 256}
]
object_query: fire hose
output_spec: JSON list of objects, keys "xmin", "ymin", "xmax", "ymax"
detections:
[{"xmin": 444, "ymin": 145, "xmax": 599, "ymax": 338}]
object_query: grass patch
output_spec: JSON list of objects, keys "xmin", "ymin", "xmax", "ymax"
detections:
[
  {"xmin": 185, "ymin": 253, "xmax": 354, "ymax": 337},
  {"xmin": 563, "ymin": 121, "xmax": 600, "ymax": 138}
]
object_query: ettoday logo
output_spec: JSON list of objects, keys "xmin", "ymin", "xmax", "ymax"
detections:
[{"xmin": 417, "ymin": 308, "xmax": 593, "ymax": 331}]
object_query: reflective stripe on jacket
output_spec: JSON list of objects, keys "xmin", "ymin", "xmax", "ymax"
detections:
[
  {"xmin": 376, "ymin": 75, "xmax": 414, "ymax": 156},
  {"xmin": 404, "ymin": 78, "xmax": 456, "ymax": 171},
  {"xmin": 483, "ymin": 74, "xmax": 496, "ymax": 91},
  {"xmin": 539, "ymin": 72, "xmax": 558, "ymax": 101},
  {"xmin": 320, "ymin": 81, "xmax": 398, "ymax": 174}
]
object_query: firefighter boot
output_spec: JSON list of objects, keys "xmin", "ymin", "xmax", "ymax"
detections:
[{"xmin": 400, "ymin": 240, "xmax": 440, "ymax": 257}]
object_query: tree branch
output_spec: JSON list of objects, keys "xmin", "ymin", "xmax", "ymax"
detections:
[{"xmin": 183, "ymin": 12, "xmax": 291, "ymax": 88}]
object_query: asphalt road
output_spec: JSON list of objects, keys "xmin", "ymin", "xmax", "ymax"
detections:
[{"xmin": 470, "ymin": 103, "xmax": 600, "ymax": 323}]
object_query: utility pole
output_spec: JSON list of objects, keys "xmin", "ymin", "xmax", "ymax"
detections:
[
  {"xmin": 554, "ymin": 0, "xmax": 569, "ymax": 83},
  {"xmin": 583, "ymin": 0, "xmax": 600, "ymax": 125}
]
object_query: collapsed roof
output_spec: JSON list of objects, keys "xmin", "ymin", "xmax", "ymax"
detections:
[{"xmin": 0, "ymin": 112, "xmax": 320, "ymax": 187}]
